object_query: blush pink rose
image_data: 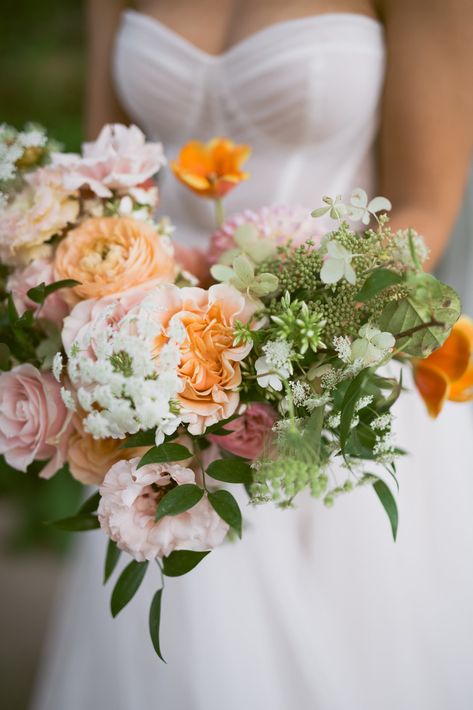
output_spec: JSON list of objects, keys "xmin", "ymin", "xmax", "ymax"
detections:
[
  {"xmin": 0, "ymin": 364, "xmax": 72, "ymax": 478},
  {"xmin": 52, "ymin": 124, "xmax": 166, "ymax": 198},
  {"xmin": 98, "ymin": 458, "xmax": 228, "ymax": 561},
  {"xmin": 208, "ymin": 403, "xmax": 277, "ymax": 460},
  {"xmin": 7, "ymin": 257, "xmax": 70, "ymax": 324}
]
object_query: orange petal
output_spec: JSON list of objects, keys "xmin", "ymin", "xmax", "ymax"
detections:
[
  {"xmin": 455, "ymin": 315, "xmax": 473, "ymax": 349},
  {"xmin": 449, "ymin": 362, "xmax": 473, "ymax": 402},
  {"xmin": 176, "ymin": 141, "xmax": 213, "ymax": 176},
  {"xmin": 413, "ymin": 362, "xmax": 450, "ymax": 418},
  {"xmin": 421, "ymin": 326, "xmax": 471, "ymax": 382}
]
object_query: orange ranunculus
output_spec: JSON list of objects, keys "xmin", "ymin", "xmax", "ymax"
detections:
[
  {"xmin": 413, "ymin": 315, "xmax": 473, "ymax": 417},
  {"xmin": 170, "ymin": 138, "xmax": 251, "ymax": 199},
  {"xmin": 54, "ymin": 216, "xmax": 177, "ymax": 303}
]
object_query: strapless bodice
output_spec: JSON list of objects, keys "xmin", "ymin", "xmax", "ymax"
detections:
[{"xmin": 113, "ymin": 11, "xmax": 385, "ymax": 246}]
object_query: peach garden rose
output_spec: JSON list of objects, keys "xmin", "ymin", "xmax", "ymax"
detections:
[{"xmin": 54, "ymin": 216, "xmax": 177, "ymax": 303}]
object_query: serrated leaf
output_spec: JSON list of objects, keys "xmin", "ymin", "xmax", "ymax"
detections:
[
  {"xmin": 137, "ymin": 443, "xmax": 192, "ymax": 468},
  {"xmin": 373, "ymin": 479, "xmax": 398, "ymax": 541},
  {"xmin": 356, "ymin": 268, "xmax": 402, "ymax": 302},
  {"xmin": 208, "ymin": 489, "xmax": 242, "ymax": 537},
  {"xmin": 121, "ymin": 429, "xmax": 157, "ymax": 448},
  {"xmin": 339, "ymin": 369, "xmax": 368, "ymax": 450},
  {"xmin": 155, "ymin": 484, "xmax": 204, "ymax": 521},
  {"xmin": 52, "ymin": 513, "xmax": 100, "ymax": 531},
  {"xmin": 103, "ymin": 539, "xmax": 121, "ymax": 584},
  {"xmin": 162, "ymin": 550, "xmax": 210, "ymax": 577},
  {"xmin": 78, "ymin": 490, "xmax": 100, "ymax": 514},
  {"xmin": 110, "ymin": 560, "xmax": 148, "ymax": 617},
  {"xmin": 206, "ymin": 459, "xmax": 252, "ymax": 484},
  {"xmin": 149, "ymin": 588, "xmax": 166, "ymax": 662}
]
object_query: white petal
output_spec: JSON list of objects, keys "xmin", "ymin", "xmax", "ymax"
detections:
[
  {"xmin": 320, "ymin": 258, "xmax": 344, "ymax": 284},
  {"xmin": 351, "ymin": 339, "xmax": 368, "ymax": 361},
  {"xmin": 372, "ymin": 331, "xmax": 396, "ymax": 349},
  {"xmin": 210, "ymin": 264, "xmax": 234, "ymax": 283},
  {"xmin": 368, "ymin": 196, "xmax": 392, "ymax": 214},
  {"xmin": 350, "ymin": 188, "xmax": 368, "ymax": 208},
  {"xmin": 311, "ymin": 206, "xmax": 331, "ymax": 218},
  {"xmin": 344, "ymin": 262, "xmax": 357, "ymax": 285}
]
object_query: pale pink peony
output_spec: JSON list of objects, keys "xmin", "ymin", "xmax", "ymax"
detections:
[
  {"xmin": 208, "ymin": 403, "xmax": 277, "ymax": 460},
  {"xmin": 61, "ymin": 287, "xmax": 148, "ymax": 355},
  {"xmin": 98, "ymin": 458, "xmax": 229, "ymax": 561},
  {"xmin": 208, "ymin": 204, "xmax": 321, "ymax": 264},
  {"xmin": 0, "ymin": 364, "xmax": 72, "ymax": 477},
  {"xmin": 0, "ymin": 167, "xmax": 79, "ymax": 266},
  {"xmin": 7, "ymin": 257, "xmax": 70, "ymax": 324},
  {"xmin": 52, "ymin": 124, "xmax": 166, "ymax": 198}
]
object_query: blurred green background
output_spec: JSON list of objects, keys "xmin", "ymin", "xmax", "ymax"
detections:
[
  {"xmin": 0, "ymin": 0, "xmax": 86, "ymax": 554},
  {"xmin": 1, "ymin": 0, "xmax": 85, "ymax": 152}
]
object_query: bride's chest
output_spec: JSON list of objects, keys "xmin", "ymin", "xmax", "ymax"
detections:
[{"xmin": 113, "ymin": 12, "xmax": 385, "ymax": 147}]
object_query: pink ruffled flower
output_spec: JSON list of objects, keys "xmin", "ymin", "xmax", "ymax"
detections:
[
  {"xmin": 0, "ymin": 364, "xmax": 71, "ymax": 477},
  {"xmin": 208, "ymin": 204, "xmax": 320, "ymax": 264},
  {"xmin": 7, "ymin": 257, "xmax": 69, "ymax": 324},
  {"xmin": 208, "ymin": 403, "xmax": 277, "ymax": 460},
  {"xmin": 52, "ymin": 124, "xmax": 166, "ymax": 198},
  {"xmin": 0, "ymin": 167, "xmax": 79, "ymax": 266},
  {"xmin": 98, "ymin": 458, "xmax": 228, "ymax": 561}
]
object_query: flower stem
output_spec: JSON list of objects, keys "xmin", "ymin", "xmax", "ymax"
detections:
[{"xmin": 214, "ymin": 198, "xmax": 224, "ymax": 228}]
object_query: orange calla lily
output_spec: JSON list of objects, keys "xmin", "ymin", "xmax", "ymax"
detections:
[
  {"xmin": 170, "ymin": 138, "xmax": 251, "ymax": 199},
  {"xmin": 413, "ymin": 315, "xmax": 473, "ymax": 417}
]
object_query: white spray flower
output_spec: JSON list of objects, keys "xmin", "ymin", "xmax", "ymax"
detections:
[
  {"xmin": 351, "ymin": 324, "xmax": 395, "ymax": 365},
  {"xmin": 347, "ymin": 188, "xmax": 392, "ymax": 225},
  {"xmin": 320, "ymin": 241, "xmax": 356, "ymax": 285},
  {"xmin": 255, "ymin": 356, "xmax": 290, "ymax": 391}
]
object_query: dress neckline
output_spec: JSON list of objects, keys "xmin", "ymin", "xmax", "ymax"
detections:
[{"xmin": 123, "ymin": 9, "xmax": 383, "ymax": 62}]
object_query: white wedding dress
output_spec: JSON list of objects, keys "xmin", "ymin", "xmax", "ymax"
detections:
[{"xmin": 32, "ymin": 12, "xmax": 473, "ymax": 710}]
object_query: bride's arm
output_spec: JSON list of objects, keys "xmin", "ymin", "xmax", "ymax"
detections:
[
  {"xmin": 378, "ymin": 0, "xmax": 473, "ymax": 268},
  {"xmin": 86, "ymin": 0, "xmax": 130, "ymax": 139}
]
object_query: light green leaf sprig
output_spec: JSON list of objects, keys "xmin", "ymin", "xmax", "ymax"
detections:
[{"xmin": 211, "ymin": 253, "xmax": 279, "ymax": 301}]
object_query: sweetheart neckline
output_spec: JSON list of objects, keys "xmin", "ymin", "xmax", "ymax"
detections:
[{"xmin": 123, "ymin": 9, "xmax": 383, "ymax": 62}]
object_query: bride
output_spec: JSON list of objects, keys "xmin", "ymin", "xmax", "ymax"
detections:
[{"xmin": 33, "ymin": 1, "xmax": 473, "ymax": 709}]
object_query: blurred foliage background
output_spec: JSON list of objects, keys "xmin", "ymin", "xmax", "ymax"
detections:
[{"xmin": 0, "ymin": 0, "xmax": 85, "ymax": 552}]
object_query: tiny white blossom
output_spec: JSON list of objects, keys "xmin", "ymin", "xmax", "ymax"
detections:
[
  {"xmin": 320, "ymin": 241, "xmax": 356, "ymax": 285},
  {"xmin": 327, "ymin": 413, "xmax": 341, "ymax": 428},
  {"xmin": 255, "ymin": 356, "xmax": 290, "ymax": 391},
  {"xmin": 60, "ymin": 387, "xmax": 76, "ymax": 411},
  {"xmin": 167, "ymin": 315, "xmax": 188, "ymax": 344},
  {"xmin": 18, "ymin": 129, "xmax": 46, "ymax": 148},
  {"xmin": 347, "ymin": 188, "xmax": 392, "ymax": 225},
  {"xmin": 77, "ymin": 387, "xmax": 94, "ymax": 412},
  {"xmin": 118, "ymin": 195, "xmax": 134, "ymax": 215},
  {"xmin": 372, "ymin": 413, "xmax": 393, "ymax": 430},
  {"xmin": 262, "ymin": 340, "xmax": 294, "ymax": 370},
  {"xmin": 355, "ymin": 395, "xmax": 374, "ymax": 412},
  {"xmin": 333, "ymin": 335, "xmax": 352, "ymax": 363},
  {"xmin": 351, "ymin": 324, "xmax": 395, "ymax": 365},
  {"xmin": 52, "ymin": 352, "xmax": 63, "ymax": 382},
  {"xmin": 289, "ymin": 380, "xmax": 312, "ymax": 407}
]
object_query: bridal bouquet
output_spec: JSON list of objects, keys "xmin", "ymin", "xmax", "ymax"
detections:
[{"xmin": 1, "ymin": 123, "xmax": 472, "ymax": 659}]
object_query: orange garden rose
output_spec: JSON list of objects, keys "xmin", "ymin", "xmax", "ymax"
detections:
[
  {"xmin": 67, "ymin": 419, "xmax": 147, "ymax": 485},
  {"xmin": 414, "ymin": 316, "xmax": 473, "ymax": 417},
  {"xmin": 54, "ymin": 216, "xmax": 177, "ymax": 302},
  {"xmin": 170, "ymin": 138, "xmax": 251, "ymax": 199}
]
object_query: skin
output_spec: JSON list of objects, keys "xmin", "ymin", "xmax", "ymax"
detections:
[{"xmin": 86, "ymin": 0, "xmax": 473, "ymax": 268}]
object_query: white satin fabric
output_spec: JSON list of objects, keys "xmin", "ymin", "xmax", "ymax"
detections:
[{"xmin": 33, "ymin": 12, "xmax": 473, "ymax": 710}]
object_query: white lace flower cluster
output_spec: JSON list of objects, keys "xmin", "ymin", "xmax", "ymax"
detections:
[
  {"xmin": 255, "ymin": 340, "xmax": 294, "ymax": 391},
  {"xmin": 61, "ymin": 299, "xmax": 183, "ymax": 444},
  {"xmin": 0, "ymin": 123, "xmax": 47, "ymax": 182}
]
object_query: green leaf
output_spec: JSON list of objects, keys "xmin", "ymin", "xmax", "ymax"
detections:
[
  {"xmin": 162, "ymin": 550, "xmax": 210, "ymax": 577},
  {"xmin": 205, "ymin": 414, "xmax": 240, "ymax": 434},
  {"xmin": 356, "ymin": 268, "xmax": 403, "ymax": 302},
  {"xmin": 121, "ymin": 429, "xmax": 156, "ymax": 448},
  {"xmin": 103, "ymin": 539, "xmax": 121, "ymax": 584},
  {"xmin": 206, "ymin": 459, "xmax": 252, "ymax": 484},
  {"xmin": 51, "ymin": 513, "xmax": 100, "ymax": 531},
  {"xmin": 208, "ymin": 489, "xmax": 242, "ymax": 537},
  {"xmin": 339, "ymin": 369, "xmax": 368, "ymax": 450},
  {"xmin": 26, "ymin": 282, "xmax": 47, "ymax": 305},
  {"xmin": 149, "ymin": 588, "xmax": 166, "ymax": 662},
  {"xmin": 155, "ymin": 484, "xmax": 204, "ymax": 521},
  {"xmin": 373, "ymin": 479, "xmax": 398, "ymax": 541},
  {"xmin": 44, "ymin": 279, "xmax": 80, "ymax": 296},
  {"xmin": 137, "ymin": 443, "xmax": 192, "ymax": 468},
  {"xmin": 7, "ymin": 294, "xmax": 19, "ymax": 324},
  {"xmin": 110, "ymin": 560, "xmax": 148, "ymax": 617},
  {"xmin": 78, "ymin": 490, "xmax": 100, "ymax": 514}
]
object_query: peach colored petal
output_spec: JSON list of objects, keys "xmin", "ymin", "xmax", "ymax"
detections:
[
  {"xmin": 413, "ymin": 363, "xmax": 450, "ymax": 418},
  {"xmin": 422, "ymin": 327, "xmax": 471, "ymax": 382},
  {"xmin": 449, "ymin": 363, "xmax": 473, "ymax": 402}
]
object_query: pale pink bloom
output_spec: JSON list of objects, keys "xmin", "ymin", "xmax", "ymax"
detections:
[
  {"xmin": 61, "ymin": 287, "xmax": 148, "ymax": 355},
  {"xmin": 135, "ymin": 283, "xmax": 258, "ymax": 434},
  {"xmin": 208, "ymin": 204, "xmax": 320, "ymax": 264},
  {"xmin": 208, "ymin": 403, "xmax": 277, "ymax": 460},
  {"xmin": 0, "ymin": 167, "xmax": 79, "ymax": 266},
  {"xmin": 7, "ymin": 257, "xmax": 69, "ymax": 324},
  {"xmin": 52, "ymin": 124, "xmax": 166, "ymax": 198},
  {"xmin": 0, "ymin": 364, "xmax": 72, "ymax": 477},
  {"xmin": 98, "ymin": 458, "xmax": 228, "ymax": 561},
  {"xmin": 173, "ymin": 242, "xmax": 210, "ymax": 285}
]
